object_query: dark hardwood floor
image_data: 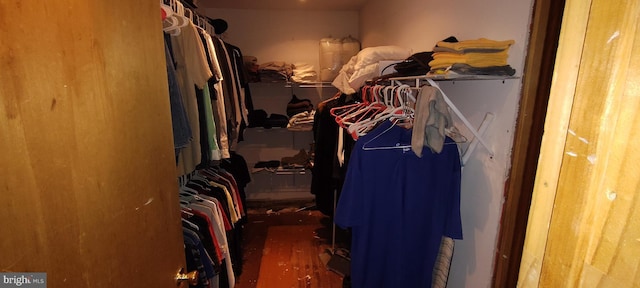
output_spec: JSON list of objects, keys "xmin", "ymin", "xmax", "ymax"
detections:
[{"xmin": 235, "ymin": 202, "xmax": 349, "ymax": 288}]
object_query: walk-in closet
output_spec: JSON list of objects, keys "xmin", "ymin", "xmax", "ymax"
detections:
[
  {"xmin": 194, "ymin": 1, "xmax": 531, "ymax": 287},
  {"xmin": 3, "ymin": 0, "xmax": 639, "ymax": 287}
]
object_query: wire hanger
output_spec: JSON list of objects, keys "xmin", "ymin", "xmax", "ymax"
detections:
[
  {"xmin": 162, "ymin": 0, "xmax": 188, "ymax": 36},
  {"xmin": 337, "ymin": 86, "xmax": 387, "ymax": 131},
  {"xmin": 360, "ymin": 85, "xmax": 415, "ymax": 151},
  {"xmin": 350, "ymin": 84, "xmax": 415, "ymax": 139}
]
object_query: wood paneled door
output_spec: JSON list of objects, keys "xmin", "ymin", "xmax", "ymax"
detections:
[
  {"xmin": 519, "ymin": 0, "xmax": 640, "ymax": 286},
  {"xmin": 0, "ymin": 1, "xmax": 188, "ymax": 287}
]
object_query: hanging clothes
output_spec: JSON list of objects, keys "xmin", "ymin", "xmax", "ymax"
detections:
[
  {"xmin": 164, "ymin": 7, "xmax": 254, "ymax": 174},
  {"xmin": 200, "ymin": 31, "xmax": 231, "ymax": 159},
  {"xmin": 179, "ymin": 163, "xmax": 248, "ymax": 288},
  {"xmin": 183, "ymin": 218, "xmax": 218, "ymax": 288},
  {"xmin": 162, "ymin": 5, "xmax": 253, "ymax": 288},
  {"xmin": 311, "ymin": 93, "xmax": 356, "ymax": 216},
  {"xmin": 210, "ymin": 36, "xmax": 242, "ymax": 150},
  {"xmin": 335, "ymin": 120, "xmax": 463, "ymax": 288},
  {"xmin": 170, "ymin": 20, "xmax": 213, "ymax": 175},
  {"xmin": 164, "ymin": 35, "xmax": 192, "ymax": 159}
]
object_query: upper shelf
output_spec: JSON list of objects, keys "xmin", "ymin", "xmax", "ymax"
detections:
[
  {"xmin": 250, "ymin": 75, "xmax": 520, "ymax": 90},
  {"xmin": 388, "ymin": 74, "xmax": 521, "ymax": 82},
  {"xmin": 287, "ymin": 81, "xmax": 335, "ymax": 88}
]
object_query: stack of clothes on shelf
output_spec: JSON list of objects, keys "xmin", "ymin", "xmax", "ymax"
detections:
[
  {"xmin": 332, "ymin": 45, "xmax": 413, "ymax": 95},
  {"xmin": 252, "ymin": 147, "xmax": 313, "ymax": 172},
  {"xmin": 291, "ymin": 62, "xmax": 318, "ymax": 83},
  {"xmin": 286, "ymin": 95, "xmax": 315, "ymax": 131},
  {"xmin": 257, "ymin": 61, "xmax": 294, "ymax": 82},
  {"xmin": 246, "ymin": 59, "xmax": 318, "ymax": 83},
  {"xmin": 287, "ymin": 110, "xmax": 315, "ymax": 131},
  {"xmin": 428, "ymin": 37, "xmax": 516, "ymax": 77}
]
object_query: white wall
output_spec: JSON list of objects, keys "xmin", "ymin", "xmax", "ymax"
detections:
[
  {"xmin": 438, "ymin": 79, "xmax": 523, "ymax": 287},
  {"xmin": 359, "ymin": 0, "xmax": 534, "ymax": 287},
  {"xmin": 204, "ymin": 8, "xmax": 359, "ymax": 72}
]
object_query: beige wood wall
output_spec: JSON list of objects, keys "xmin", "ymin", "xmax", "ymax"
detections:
[{"xmin": 519, "ymin": 0, "xmax": 640, "ymax": 286}]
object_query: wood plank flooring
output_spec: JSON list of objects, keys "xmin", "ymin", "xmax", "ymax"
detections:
[{"xmin": 235, "ymin": 207, "xmax": 346, "ymax": 288}]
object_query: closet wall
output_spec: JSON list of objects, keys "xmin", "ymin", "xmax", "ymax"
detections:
[
  {"xmin": 205, "ymin": 9, "xmax": 359, "ymax": 71},
  {"xmin": 206, "ymin": 1, "xmax": 534, "ymax": 287}
]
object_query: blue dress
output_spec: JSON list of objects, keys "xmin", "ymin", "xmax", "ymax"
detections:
[{"xmin": 335, "ymin": 120, "xmax": 463, "ymax": 288}]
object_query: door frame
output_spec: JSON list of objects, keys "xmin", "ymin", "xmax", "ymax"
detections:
[{"xmin": 492, "ymin": 0, "xmax": 566, "ymax": 286}]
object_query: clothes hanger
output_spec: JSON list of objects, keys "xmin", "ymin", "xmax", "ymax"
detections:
[
  {"xmin": 163, "ymin": 16, "xmax": 180, "ymax": 34},
  {"xmin": 330, "ymin": 100, "xmax": 367, "ymax": 127},
  {"xmin": 347, "ymin": 85, "xmax": 414, "ymax": 138},
  {"xmin": 349, "ymin": 105, "xmax": 407, "ymax": 138},
  {"xmin": 359, "ymin": 85, "xmax": 417, "ymax": 150},
  {"xmin": 337, "ymin": 98, "xmax": 386, "ymax": 131},
  {"xmin": 175, "ymin": 0, "xmax": 184, "ymax": 16},
  {"xmin": 360, "ymin": 120, "xmax": 407, "ymax": 151},
  {"xmin": 394, "ymin": 84, "xmax": 417, "ymax": 120},
  {"xmin": 335, "ymin": 85, "xmax": 390, "ymax": 138},
  {"xmin": 160, "ymin": 1, "xmax": 173, "ymax": 21},
  {"xmin": 332, "ymin": 85, "xmax": 383, "ymax": 130},
  {"xmin": 331, "ymin": 86, "xmax": 374, "ymax": 117},
  {"xmin": 191, "ymin": 194, "xmax": 219, "ymax": 208},
  {"xmin": 181, "ymin": 206, "xmax": 194, "ymax": 215},
  {"xmin": 319, "ymin": 91, "xmax": 342, "ymax": 106},
  {"xmin": 183, "ymin": 8, "xmax": 193, "ymax": 24},
  {"xmin": 163, "ymin": 1, "xmax": 188, "ymax": 36}
]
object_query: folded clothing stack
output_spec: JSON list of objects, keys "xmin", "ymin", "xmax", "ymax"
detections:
[
  {"xmin": 286, "ymin": 94, "xmax": 314, "ymax": 117},
  {"xmin": 248, "ymin": 109, "xmax": 289, "ymax": 129},
  {"xmin": 428, "ymin": 37, "xmax": 516, "ymax": 76},
  {"xmin": 254, "ymin": 160, "xmax": 280, "ymax": 168},
  {"xmin": 291, "ymin": 62, "xmax": 318, "ymax": 83},
  {"xmin": 287, "ymin": 110, "xmax": 315, "ymax": 132},
  {"xmin": 258, "ymin": 61, "xmax": 294, "ymax": 82}
]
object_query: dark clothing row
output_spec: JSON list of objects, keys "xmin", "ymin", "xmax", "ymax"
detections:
[{"xmin": 180, "ymin": 156, "xmax": 250, "ymax": 288}]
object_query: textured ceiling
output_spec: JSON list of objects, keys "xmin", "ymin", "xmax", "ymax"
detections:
[{"xmin": 198, "ymin": 0, "xmax": 367, "ymax": 11}]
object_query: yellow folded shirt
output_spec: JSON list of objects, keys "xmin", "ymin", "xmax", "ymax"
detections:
[
  {"xmin": 429, "ymin": 57, "xmax": 508, "ymax": 69},
  {"xmin": 436, "ymin": 38, "xmax": 515, "ymax": 52},
  {"xmin": 432, "ymin": 50, "xmax": 508, "ymax": 60},
  {"xmin": 429, "ymin": 50, "xmax": 509, "ymax": 69}
]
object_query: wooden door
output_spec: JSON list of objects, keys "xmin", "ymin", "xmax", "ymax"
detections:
[
  {"xmin": 519, "ymin": 0, "xmax": 640, "ymax": 286},
  {"xmin": 0, "ymin": 1, "xmax": 188, "ymax": 287}
]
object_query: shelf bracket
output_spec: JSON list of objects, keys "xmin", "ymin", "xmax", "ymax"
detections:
[{"xmin": 461, "ymin": 113, "xmax": 494, "ymax": 166}]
